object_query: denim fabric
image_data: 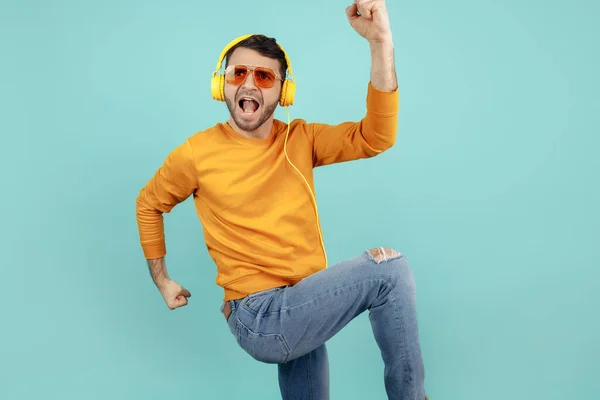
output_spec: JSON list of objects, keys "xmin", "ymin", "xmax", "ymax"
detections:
[{"xmin": 222, "ymin": 249, "xmax": 426, "ymax": 399}]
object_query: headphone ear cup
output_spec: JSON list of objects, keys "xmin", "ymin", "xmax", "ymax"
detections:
[
  {"xmin": 279, "ymin": 81, "xmax": 287, "ymax": 107},
  {"xmin": 280, "ymin": 80, "xmax": 296, "ymax": 107},
  {"xmin": 211, "ymin": 74, "xmax": 225, "ymax": 102}
]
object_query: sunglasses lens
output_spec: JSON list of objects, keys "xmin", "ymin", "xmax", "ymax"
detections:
[
  {"xmin": 253, "ymin": 67, "xmax": 276, "ymax": 88},
  {"xmin": 225, "ymin": 65, "xmax": 278, "ymax": 88},
  {"xmin": 225, "ymin": 65, "xmax": 248, "ymax": 85}
]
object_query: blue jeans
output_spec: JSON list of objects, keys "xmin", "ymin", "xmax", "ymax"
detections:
[{"xmin": 221, "ymin": 249, "xmax": 426, "ymax": 399}]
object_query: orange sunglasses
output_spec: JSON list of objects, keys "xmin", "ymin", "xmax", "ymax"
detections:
[{"xmin": 225, "ymin": 65, "xmax": 283, "ymax": 89}]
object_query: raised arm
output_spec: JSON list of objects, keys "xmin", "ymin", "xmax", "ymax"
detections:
[
  {"xmin": 347, "ymin": 0, "xmax": 397, "ymax": 92},
  {"xmin": 310, "ymin": 0, "xmax": 399, "ymax": 167}
]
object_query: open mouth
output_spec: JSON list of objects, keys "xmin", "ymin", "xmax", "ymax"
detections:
[{"xmin": 238, "ymin": 97, "xmax": 260, "ymax": 117}]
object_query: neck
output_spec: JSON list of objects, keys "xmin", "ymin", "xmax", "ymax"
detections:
[{"xmin": 227, "ymin": 117, "xmax": 274, "ymax": 140}]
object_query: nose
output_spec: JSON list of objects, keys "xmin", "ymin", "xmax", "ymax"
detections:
[{"xmin": 241, "ymin": 69, "xmax": 257, "ymax": 89}]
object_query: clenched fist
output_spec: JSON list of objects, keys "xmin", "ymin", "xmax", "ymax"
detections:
[
  {"xmin": 346, "ymin": 0, "xmax": 393, "ymax": 43},
  {"xmin": 157, "ymin": 279, "xmax": 191, "ymax": 310}
]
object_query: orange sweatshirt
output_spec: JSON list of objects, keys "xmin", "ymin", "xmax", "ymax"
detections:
[{"xmin": 136, "ymin": 82, "xmax": 399, "ymax": 301}]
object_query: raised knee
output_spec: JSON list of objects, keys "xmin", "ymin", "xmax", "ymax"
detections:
[
  {"xmin": 368, "ymin": 247, "xmax": 415, "ymax": 292},
  {"xmin": 368, "ymin": 247, "xmax": 403, "ymax": 264}
]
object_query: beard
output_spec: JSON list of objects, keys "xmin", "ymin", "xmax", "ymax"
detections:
[{"xmin": 225, "ymin": 95, "xmax": 278, "ymax": 132}]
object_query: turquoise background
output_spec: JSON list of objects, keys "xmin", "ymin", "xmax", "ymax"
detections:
[{"xmin": 1, "ymin": 0, "xmax": 598, "ymax": 399}]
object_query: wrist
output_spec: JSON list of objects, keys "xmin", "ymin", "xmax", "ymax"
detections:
[
  {"xmin": 369, "ymin": 38, "xmax": 394, "ymax": 52},
  {"xmin": 154, "ymin": 276, "xmax": 170, "ymax": 290},
  {"xmin": 368, "ymin": 33, "xmax": 393, "ymax": 46}
]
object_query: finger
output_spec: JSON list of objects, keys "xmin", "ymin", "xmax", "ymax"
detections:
[
  {"xmin": 178, "ymin": 296, "xmax": 188, "ymax": 306},
  {"xmin": 181, "ymin": 288, "xmax": 191, "ymax": 298},
  {"xmin": 358, "ymin": 0, "xmax": 382, "ymax": 19},
  {"xmin": 345, "ymin": 3, "xmax": 359, "ymax": 21},
  {"xmin": 358, "ymin": 7, "xmax": 372, "ymax": 19},
  {"xmin": 169, "ymin": 296, "xmax": 187, "ymax": 309},
  {"xmin": 356, "ymin": 1, "xmax": 372, "ymax": 19}
]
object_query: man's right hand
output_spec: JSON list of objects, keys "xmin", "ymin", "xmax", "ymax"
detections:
[
  {"xmin": 157, "ymin": 279, "xmax": 192, "ymax": 310},
  {"xmin": 146, "ymin": 257, "xmax": 191, "ymax": 310}
]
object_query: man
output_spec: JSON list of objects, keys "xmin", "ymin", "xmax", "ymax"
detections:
[{"xmin": 136, "ymin": 1, "xmax": 427, "ymax": 399}]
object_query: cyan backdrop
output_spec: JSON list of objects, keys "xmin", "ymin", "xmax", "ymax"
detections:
[{"xmin": 1, "ymin": 0, "xmax": 598, "ymax": 399}]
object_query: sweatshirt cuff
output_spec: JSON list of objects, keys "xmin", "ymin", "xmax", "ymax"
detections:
[
  {"xmin": 142, "ymin": 241, "xmax": 166, "ymax": 259},
  {"xmin": 366, "ymin": 81, "xmax": 399, "ymax": 114}
]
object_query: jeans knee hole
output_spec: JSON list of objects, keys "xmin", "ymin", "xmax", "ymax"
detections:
[{"xmin": 368, "ymin": 247, "xmax": 403, "ymax": 264}]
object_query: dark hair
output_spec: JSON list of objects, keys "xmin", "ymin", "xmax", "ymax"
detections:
[{"xmin": 224, "ymin": 34, "xmax": 288, "ymax": 79}]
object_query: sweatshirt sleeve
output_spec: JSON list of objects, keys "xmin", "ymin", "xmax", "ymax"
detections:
[
  {"xmin": 135, "ymin": 139, "xmax": 198, "ymax": 259},
  {"xmin": 309, "ymin": 82, "xmax": 399, "ymax": 167}
]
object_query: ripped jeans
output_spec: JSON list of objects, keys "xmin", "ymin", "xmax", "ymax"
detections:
[{"xmin": 221, "ymin": 248, "xmax": 426, "ymax": 400}]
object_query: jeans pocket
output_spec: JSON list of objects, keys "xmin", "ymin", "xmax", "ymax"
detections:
[
  {"xmin": 243, "ymin": 286, "xmax": 284, "ymax": 313},
  {"xmin": 235, "ymin": 318, "xmax": 290, "ymax": 364}
]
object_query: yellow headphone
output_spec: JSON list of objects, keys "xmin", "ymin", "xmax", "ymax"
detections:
[
  {"xmin": 210, "ymin": 34, "xmax": 328, "ymax": 269},
  {"xmin": 210, "ymin": 34, "xmax": 296, "ymax": 107}
]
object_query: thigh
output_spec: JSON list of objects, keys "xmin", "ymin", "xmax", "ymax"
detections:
[
  {"xmin": 278, "ymin": 249, "xmax": 409, "ymax": 359},
  {"xmin": 231, "ymin": 249, "xmax": 410, "ymax": 362}
]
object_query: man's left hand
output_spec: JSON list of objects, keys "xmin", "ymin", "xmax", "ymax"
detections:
[{"xmin": 345, "ymin": 0, "xmax": 392, "ymax": 43}]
